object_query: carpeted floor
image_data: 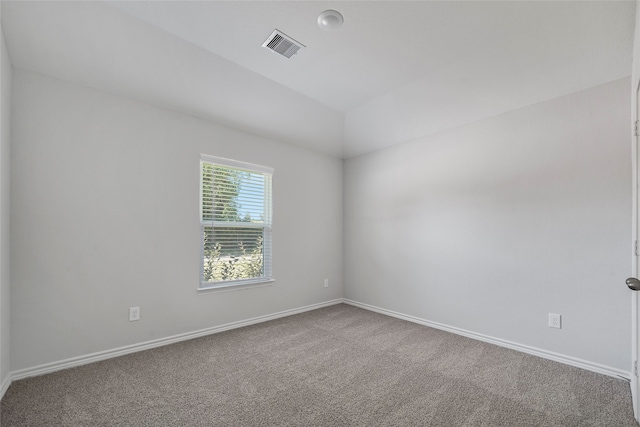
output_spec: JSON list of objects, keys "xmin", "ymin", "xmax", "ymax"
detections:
[{"xmin": 1, "ymin": 303, "xmax": 637, "ymax": 426}]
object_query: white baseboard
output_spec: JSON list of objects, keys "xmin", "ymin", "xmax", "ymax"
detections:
[
  {"xmin": 344, "ymin": 299, "xmax": 631, "ymax": 381},
  {"xmin": 0, "ymin": 374, "xmax": 10, "ymax": 401},
  {"xmin": 9, "ymin": 298, "xmax": 344, "ymax": 383},
  {"xmin": 4, "ymin": 297, "xmax": 629, "ymax": 400}
]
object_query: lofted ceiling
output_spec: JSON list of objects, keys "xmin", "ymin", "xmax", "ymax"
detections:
[{"xmin": 1, "ymin": 1, "xmax": 636, "ymax": 158}]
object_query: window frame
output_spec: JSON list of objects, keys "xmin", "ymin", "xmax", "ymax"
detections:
[{"xmin": 199, "ymin": 154, "xmax": 274, "ymax": 292}]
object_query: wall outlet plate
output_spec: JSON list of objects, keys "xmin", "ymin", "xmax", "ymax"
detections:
[
  {"xmin": 548, "ymin": 313, "xmax": 561, "ymax": 329},
  {"xmin": 129, "ymin": 307, "xmax": 140, "ymax": 321}
]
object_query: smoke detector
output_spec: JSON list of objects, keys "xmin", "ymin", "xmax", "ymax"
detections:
[
  {"xmin": 318, "ymin": 10, "xmax": 344, "ymax": 31},
  {"xmin": 262, "ymin": 30, "xmax": 305, "ymax": 59}
]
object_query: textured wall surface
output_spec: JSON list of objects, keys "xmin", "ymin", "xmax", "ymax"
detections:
[
  {"xmin": 345, "ymin": 78, "xmax": 632, "ymax": 372},
  {"xmin": 10, "ymin": 70, "xmax": 343, "ymax": 371}
]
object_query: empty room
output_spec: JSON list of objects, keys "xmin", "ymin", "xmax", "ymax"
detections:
[{"xmin": 1, "ymin": 0, "xmax": 640, "ymax": 425}]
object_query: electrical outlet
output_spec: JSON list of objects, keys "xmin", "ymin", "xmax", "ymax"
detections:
[
  {"xmin": 548, "ymin": 313, "xmax": 561, "ymax": 329},
  {"xmin": 324, "ymin": 279, "xmax": 329, "ymax": 288},
  {"xmin": 129, "ymin": 307, "xmax": 140, "ymax": 322}
]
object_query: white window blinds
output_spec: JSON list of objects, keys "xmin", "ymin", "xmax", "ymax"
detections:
[{"xmin": 200, "ymin": 155, "xmax": 273, "ymax": 289}]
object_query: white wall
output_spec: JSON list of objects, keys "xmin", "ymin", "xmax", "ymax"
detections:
[
  {"xmin": 10, "ymin": 69, "xmax": 343, "ymax": 371},
  {"xmin": 633, "ymin": 0, "xmax": 640, "ymax": 92},
  {"xmin": 0, "ymin": 10, "xmax": 11, "ymax": 394},
  {"xmin": 344, "ymin": 78, "xmax": 632, "ymax": 372}
]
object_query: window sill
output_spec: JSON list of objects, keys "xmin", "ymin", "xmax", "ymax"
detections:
[{"xmin": 197, "ymin": 279, "xmax": 275, "ymax": 294}]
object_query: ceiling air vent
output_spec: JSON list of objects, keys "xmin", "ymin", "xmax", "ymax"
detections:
[{"xmin": 262, "ymin": 30, "xmax": 305, "ymax": 59}]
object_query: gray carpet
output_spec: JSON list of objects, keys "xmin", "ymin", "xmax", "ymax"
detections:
[{"xmin": 1, "ymin": 303, "xmax": 637, "ymax": 426}]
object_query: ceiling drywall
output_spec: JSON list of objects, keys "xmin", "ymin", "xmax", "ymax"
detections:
[{"xmin": 1, "ymin": 1, "xmax": 636, "ymax": 158}]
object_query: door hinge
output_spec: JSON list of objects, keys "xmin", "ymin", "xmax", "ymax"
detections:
[
  {"xmin": 634, "ymin": 360, "xmax": 637, "ymax": 377},
  {"xmin": 636, "ymin": 120, "xmax": 640, "ymax": 137},
  {"xmin": 635, "ymin": 241, "xmax": 639, "ymax": 256}
]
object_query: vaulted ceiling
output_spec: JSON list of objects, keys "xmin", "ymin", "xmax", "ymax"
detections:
[{"xmin": 1, "ymin": 1, "xmax": 636, "ymax": 158}]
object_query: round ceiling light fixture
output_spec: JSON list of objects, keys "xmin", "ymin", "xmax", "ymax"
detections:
[{"xmin": 317, "ymin": 10, "xmax": 344, "ymax": 31}]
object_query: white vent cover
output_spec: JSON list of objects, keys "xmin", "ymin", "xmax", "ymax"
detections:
[{"xmin": 262, "ymin": 30, "xmax": 305, "ymax": 58}]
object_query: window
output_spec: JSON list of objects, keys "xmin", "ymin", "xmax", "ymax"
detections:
[{"xmin": 200, "ymin": 155, "xmax": 273, "ymax": 290}]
